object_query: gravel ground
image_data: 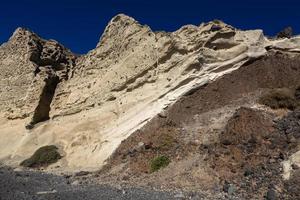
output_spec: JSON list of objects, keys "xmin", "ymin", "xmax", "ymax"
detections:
[{"xmin": 0, "ymin": 166, "xmax": 181, "ymax": 200}]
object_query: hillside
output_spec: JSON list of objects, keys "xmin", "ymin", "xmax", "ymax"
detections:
[{"xmin": 0, "ymin": 14, "xmax": 300, "ymax": 199}]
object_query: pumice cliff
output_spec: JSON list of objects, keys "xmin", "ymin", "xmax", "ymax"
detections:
[{"xmin": 0, "ymin": 14, "xmax": 300, "ymax": 174}]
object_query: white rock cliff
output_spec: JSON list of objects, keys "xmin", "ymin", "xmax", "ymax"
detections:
[{"xmin": 0, "ymin": 14, "xmax": 300, "ymax": 171}]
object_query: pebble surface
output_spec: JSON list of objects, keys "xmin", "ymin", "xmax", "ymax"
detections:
[{"xmin": 0, "ymin": 167, "xmax": 177, "ymax": 200}]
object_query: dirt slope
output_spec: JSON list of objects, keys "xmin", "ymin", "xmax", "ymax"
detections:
[{"xmin": 99, "ymin": 52, "xmax": 300, "ymax": 199}]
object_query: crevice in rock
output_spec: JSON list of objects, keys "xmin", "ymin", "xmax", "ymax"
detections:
[{"xmin": 26, "ymin": 71, "xmax": 59, "ymax": 129}]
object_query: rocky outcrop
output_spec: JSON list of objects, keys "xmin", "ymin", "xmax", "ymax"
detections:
[
  {"xmin": 277, "ymin": 26, "xmax": 293, "ymax": 39},
  {"xmin": 25, "ymin": 34, "xmax": 76, "ymax": 128},
  {"xmin": 0, "ymin": 28, "xmax": 76, "ymax": 125},
  {"xmin": 1, "ymin": 14, "xmax": 300, "ymax": 172}
]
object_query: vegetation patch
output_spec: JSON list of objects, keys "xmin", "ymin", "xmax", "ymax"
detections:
[
  {"xmin": 20, "ymin": 145, "xmax": 62, "ymax": 168},
  {"xmin": 259, "ymin": 88, "xmax": 299, "ymax": 110},
  {"xmin": 150, "ymin": 155, "xmax": 170, "ymax": 173},
  {"xmin": 156, "ymin": 134, "xmax": 176, "ymax": 150}
]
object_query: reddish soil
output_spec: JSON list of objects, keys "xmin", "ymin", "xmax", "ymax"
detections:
[
  {"xmin": 99, "ymin": 52, "xmax": 300, "ymax": 199},
  {"xmin": 168, "ymin": 51, "xmax": 300, "ymax": 125},
  {"xmin": 206, "ymin": 107, "xmax": 298, "ymax": 199}
]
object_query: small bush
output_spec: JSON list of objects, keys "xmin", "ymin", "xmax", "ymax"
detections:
[
  {"xmin": 20, "ymin": 145, "xmax": 62, "ymax": 168},
  {"xmin": 259, "ymin": 88, "xmax": 299, "ymax": 110},
  {"xmin": 150, "ymin": 155, "xmax": 170, "ymax": 173}
]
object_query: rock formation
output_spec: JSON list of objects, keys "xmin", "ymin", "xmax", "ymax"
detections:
[
  {"xmin": 1, "ymin": 14, "xmax": 300, "ymax": 175},
  {"xmin": 277, "ymin": 26, "xmax": 293, "ymax": 38}
]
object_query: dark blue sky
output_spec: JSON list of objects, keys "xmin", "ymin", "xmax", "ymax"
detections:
[{"xmin": 1, "ymin": 0, "xmax": 300, "ymax": 54}]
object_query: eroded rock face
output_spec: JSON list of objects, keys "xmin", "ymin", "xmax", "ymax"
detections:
[
  {"xmin": 1, "ymin": 14, "xmax": 300, "ymax": 171},
  {"xmin": 0, "ymin": 28, "xmax": 76, "ymax": 129},
  {"xmin": 0, "ymin": 28, "xmax": 37, "ymax": 119},
  {"xmin": 26, "ymin": 36, "xmax": 75, "ymax": 128}
]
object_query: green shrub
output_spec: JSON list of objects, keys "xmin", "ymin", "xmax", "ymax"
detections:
[
  {"xmin": 20, "ymin": 145, "xmax": 62, "ymax": 168},
  {"xmin": 150, "ymin": 155, "xmax": 170, "ymax": 173},
  {"xmin": 259, "ymin": 88, "xmax": 299, "ymax": 110}
]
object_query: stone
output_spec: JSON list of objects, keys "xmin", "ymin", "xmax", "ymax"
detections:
[
  {"xmin": 144, "ymin": 142, "xmax": 153, "ymax": 150},
  {"xmin": 221, "ymin": 139, "xmax": 231, "ymax": 145},
  {"xmin": 74, "ymin": 171, "xmax": 89, "ymax": 176},
  {"xmin": 266, "ymin": 189, "xmax": 277, "ymax": 200},
  {"xmin": 137, "ymin": 142, "xmax": 144, "ymax": 147},
  {"xmin": 223, "ymin": 180, "xmax": 236, "ymax": 195},
  {"xmin": 291, "ymin": 164, "xmax": 299, "ymax": 170},
  {"xmin": 244, "ymin": 168, "xmax": 254, "ymax": 177},
  {"xmin": 295, "ymin": 86, "xmax": 300, "ymax": 100},
  {"xmin": 135, "ymin": 142, "xmax": 145, "ymax": 151},
  {"xmin": 36, "ymin": 190, "xmax": 57, "ymax": 195},
  {"xmin": 277, "ymin": 27, "xmax": 293, "ymax": 39},
  {"xmin": 71, "ymin": 180, "xmax": 80, "ymax": 185},
  {"xmin": 158, "ymin": 112, "xmax": 167, "ymax": 118},
  {"xmin": 25, "ymin": 123, "xmax": 34, "ymax": 130},
  {"xmin": 227, "ymin": 185, "xmax": 235, "ymax": 195},
  {"xmin": 13, "ymin": 168, "xmax": 23, "ymax": 172}
]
